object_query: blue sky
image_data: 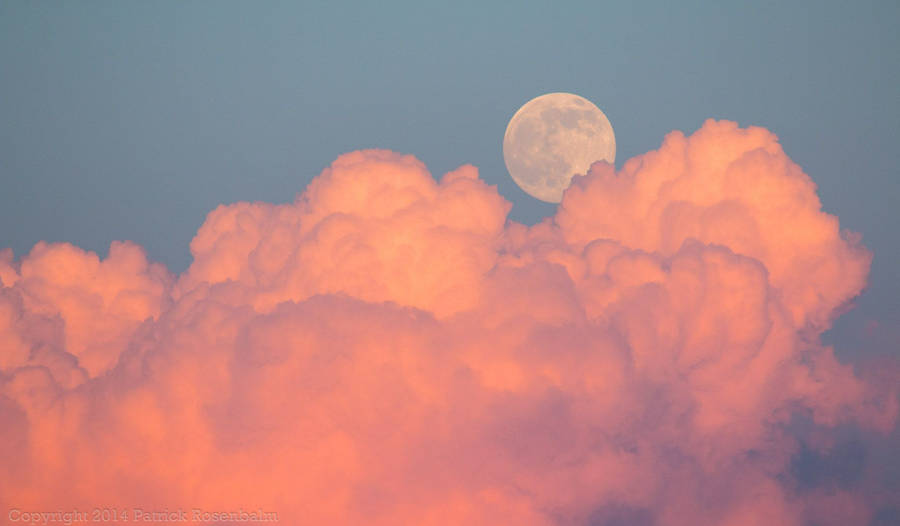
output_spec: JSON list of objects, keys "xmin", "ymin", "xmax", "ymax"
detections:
[{"xmin": 1, "ymin": 0, "xmax": 898, "ymax": 357}]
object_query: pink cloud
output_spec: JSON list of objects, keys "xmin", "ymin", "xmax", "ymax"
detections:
[{"xmin": 0, "ymin": 120, "xmax": 895, "ymax": 525}]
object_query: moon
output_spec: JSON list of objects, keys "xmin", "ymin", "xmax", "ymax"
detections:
[{"xmin": 503, "ymin": 93, "xmax": 615, "ymax": 203}]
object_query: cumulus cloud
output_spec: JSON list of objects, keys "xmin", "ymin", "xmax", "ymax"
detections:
[{"xmin": 0, "ymin": 120, "xmax": 896, "ymax": 525}]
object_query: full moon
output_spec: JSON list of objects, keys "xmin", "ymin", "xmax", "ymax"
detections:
[{"xmin": 503, "ymin": 93, "xmax": 615, "ymax": 203}]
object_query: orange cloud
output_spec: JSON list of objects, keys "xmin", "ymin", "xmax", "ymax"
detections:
[{"xmin": 0, "ymin": 121, "xmax": 895, "ymax": 525}]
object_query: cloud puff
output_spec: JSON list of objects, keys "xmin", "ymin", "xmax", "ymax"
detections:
[{"xmin": 0, "ymin": 120, "xmax": 895, "ymax": 525}]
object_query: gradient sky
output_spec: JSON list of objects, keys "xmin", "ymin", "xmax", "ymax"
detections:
[
  {"xmin": 2, "ymin": 2, "xmax": 898, "ymax": 362},
  {"xmin": 1, "ymin": 2, "xmax": 899, "ymax": 523}
]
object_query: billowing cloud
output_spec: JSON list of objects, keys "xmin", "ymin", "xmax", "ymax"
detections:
[{"xmin": 0, "ymin": 120, "xmax": 896, "ymax": 525}]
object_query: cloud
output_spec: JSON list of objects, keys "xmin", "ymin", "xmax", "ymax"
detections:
[{"xmin": 0, "ymin": 120, "xmax": 896, "ymax": 525}]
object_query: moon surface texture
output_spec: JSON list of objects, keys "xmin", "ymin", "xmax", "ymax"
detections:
[{"xmin": 503, "ymin": 93, "xmax": 616, "ymax": 203}]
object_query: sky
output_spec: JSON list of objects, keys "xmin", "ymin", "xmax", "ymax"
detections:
[
  {"xmin": 1, "ymin": 1, "xmax": 898, "ymax": 525},
  {"xmin": 2, "ymin": 1, "xmax": 898, "ymax": 358}
]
